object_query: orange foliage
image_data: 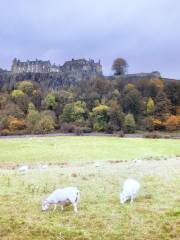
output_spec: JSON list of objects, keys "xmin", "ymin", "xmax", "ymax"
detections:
[
  {"xmin": 165, "ymin": 115, "xmax": 179, "ymax": 131},
  {"xmin": 176, "ymin": 106, "xmax": 180, "ymax": 115},
  {"xmin": 151, "ymin": 118, "xmax": 164, "ymax": 130},
  {"xmin": 7, "ymin": 116, "xmax": 26, "ymax": 131},
  {"xmin": 177, "ymin": 115, "xmax": 180, "ymax": 125}
]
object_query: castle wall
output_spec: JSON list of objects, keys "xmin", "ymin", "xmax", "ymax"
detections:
[{"xmin": 11, "ymin": 58, "xmax": 102, "ymax": 81}]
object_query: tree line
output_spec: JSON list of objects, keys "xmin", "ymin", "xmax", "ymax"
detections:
[{"xmin": 0, "ymin": 58, "xmax": 180, "ymax": 135}]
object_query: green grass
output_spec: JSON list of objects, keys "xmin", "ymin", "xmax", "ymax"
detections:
[
  {"xmin": 0, "ymin": 136, "xmax": 180, "ymax": 240},
  {"xmin": 0, "ymin": 136, "xmax": 180, "ymax": 164}
]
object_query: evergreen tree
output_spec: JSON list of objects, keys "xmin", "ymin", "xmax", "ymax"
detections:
[{"xmin": 155, "ymin": 91, "xmax": 171, "ymax": 120}]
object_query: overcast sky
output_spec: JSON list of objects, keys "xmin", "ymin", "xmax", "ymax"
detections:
[{"xmin": 0, "ymin": 0, "xmax": 180, "ymax": 78}]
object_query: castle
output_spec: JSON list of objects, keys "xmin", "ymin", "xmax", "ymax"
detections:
[{"xmin": 11, "ymin": 58, "xmax": 102, "ymax": 81}]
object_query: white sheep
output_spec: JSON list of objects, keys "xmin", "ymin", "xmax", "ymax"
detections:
[
  {"xmin": 120, "ymin": 178, "xmax": 140, "ymax": 204},
  {"xmin": 94, "ymin": 162, "xmax": 101, "ymax": 168},
  {"xmin": 42, "ymin": 187, "xmax": 80, "ymax": 212},
  {"xmin": 38, "ymin": 164, "xmax": 48, "ymax": 170},
  {"xmin": 41, "ymin": 164, "xmax": 48, "ymax": 169},
  {"xmin": 18, "ymin": 165, "xmax": 29, "ymax": 173}
]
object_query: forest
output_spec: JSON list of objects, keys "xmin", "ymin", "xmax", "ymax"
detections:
[{"xmin": 0, "ymin": 59, "xmax": 180, "ymax": 136}]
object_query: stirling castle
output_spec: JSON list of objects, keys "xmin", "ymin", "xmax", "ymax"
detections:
[
  {"xmin": 11, "ymin": 58, "xmax": 102, "ymax": 81},
  {"xmin": 0, "ymin": 58, "xmax": 102, "ymax": 90},
  {"xmin": 0, "ymin": 58, "xmax": 163, "ymax": 91}
]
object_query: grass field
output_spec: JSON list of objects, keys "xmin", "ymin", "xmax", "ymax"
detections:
[
  {"xmin": 0, "ymin": 136, "xmax": 180, "ymax": 240},
  {"xmin": 0, "ymin": 136, "xmax": 180, "ymax": 164}
]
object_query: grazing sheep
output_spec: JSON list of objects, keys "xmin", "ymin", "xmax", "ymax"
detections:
[
  {"xmin": 38, "ymin": 164, "xmax": 48, "ymax": 170},
  {"xmin": 42, "ymin": 187, "xmax": 80, "ymax": 212},
  {"xmin": 94, "ymin": 162, "xmax": 101, "ymax": 168},
  {"xmin": 120, "ymin": 178, "xmax": 140, "ymax": 204},
  {"xmin": 18, "ymin": 165, "xmax": 29, "ymax": 173},
  {"xmin": 41, "ymin": 164, "xmax": 48, "ymax": 169}
]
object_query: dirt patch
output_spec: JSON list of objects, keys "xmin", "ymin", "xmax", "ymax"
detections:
[
  {"xmin": 71, "ymin": 173, "xmax": 78, "ymax": 177},
  {"xmin": 108, "ymin": 160, "xmax": 127, "ymax": 164},
  {"xmin": 49, "ymin": 162, "xmax": 69, "ymax": 167},
  {"xmin": 0, "ymin": 163, "xmax": 18, "ymax": 170}
]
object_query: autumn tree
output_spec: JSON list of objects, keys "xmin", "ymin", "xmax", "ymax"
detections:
[
  {"xmin": 11, "ymin": 89, "xmax": 30, "ymax": 113},
  {"xmin": 60, "ymin": 101, "xmax": 86, "ymax": 124},
  {"xmin": 147, "ymin": 97, "xmax": 155, "ymax": 115},
  {"xmin": 154, "ymin": 91, "xmax": 171, "ymax": 120},
  {"xmin": 123, "ymin": 89, "xmax": 143, "ymax": 118},
  {"xmin": 34, "ymin": 115, "xmax": 55, "ymax": 134},
  {"xmin": 92, "ymin": 104, "xmax": 109, "ymax": 131},
  {"xmin": 17, "ymin": 81, "xmax": 34, "ymax": 96},
  {"xmin": 165, "ymin": 115, "xmax": 179, "ymax": 131},
  {"xmin": 112, "ymin": 58, "xmax": 128, "ymax": 75},
  {"xmin": 44, "ymin": 94, "xmax": 57, "ymax": 110},
  {"xmin": 26, "ymin": 103, "xmax": 41, "ymax": 132},
  {"xmin": 124, "ymin": 113, "xmax": 136, "ymax": 133},
  {"xmin": 107, "ymin": 100, "xmax": 124, "ymax": 132}
]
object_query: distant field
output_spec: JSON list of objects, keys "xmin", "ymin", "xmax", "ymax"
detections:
[
  {"xmin": 0, "ymin": 137, "xmax": 180, "ymax": 240},
  {"xmin": 0, "ymin": 136, "xmax": 180, "ymax": 164}
]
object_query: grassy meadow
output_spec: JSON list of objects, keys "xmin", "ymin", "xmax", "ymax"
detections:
[
  {"xmin": 0, "ymin": 136, "xmax": 180, "ymax": 240},
  {"xmin": 0, "ymin": 136, "xmax": 180, "ymax": 164}
]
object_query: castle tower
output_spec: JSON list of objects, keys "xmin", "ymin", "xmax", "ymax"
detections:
[{"xmin": 11, "ymin": 58, "xmax": 18, "ymax": 73}]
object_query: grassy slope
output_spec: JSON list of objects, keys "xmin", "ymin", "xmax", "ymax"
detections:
[
  {"xmin": 0, "ymin": 136, "xmax": 180, "ymax": 164},
  {"xmin": 0, "ymin": 137, "xmax": 180, "ymax": 240}
]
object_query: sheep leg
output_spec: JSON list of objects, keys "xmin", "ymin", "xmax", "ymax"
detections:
[
  {"xmin": 53, "ymin": 204, "xmax": 57, "ymax": 211},
  {"xmin": 72, "ymin": 202, "xmax": 78, "ymax": 213},
  {"xmin": 131, "ymin": 194, "xmax": 136, "ymax": 204}
]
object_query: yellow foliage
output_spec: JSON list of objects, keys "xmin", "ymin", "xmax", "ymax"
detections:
[
  {"xmin": 7, "ymin": 116, "xmax": 26, "ymax": 131},
  {"xmin": 151, "ymin": 118, "xmax": 164, "ymax": 130}
]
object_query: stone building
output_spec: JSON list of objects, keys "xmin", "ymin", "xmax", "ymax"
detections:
[
  {"xmin": 11, "ymin": 58, "xmax": 51, "ymax": 73},
  {"xmin": 61, "ymin": 59, "xmax": 102, "ymax": 81},
  {"xmin": 11, "ymin": 58, "xmax": 102, "ymax": 81}
]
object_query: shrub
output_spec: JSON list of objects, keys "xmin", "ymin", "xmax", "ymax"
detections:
[
  {"xmin": 60, "ymin": 101, "xmax": 86, "ymax": 123},
  {"xmin": 74, "ymin": 127, "xmax": 83, "ymax": 136},
  {"xmin": 124, "ymin": 113, "xmax": 136, "ymax": 133},
  {"xmin": 165, "ymin": 115, "xmax": 179, "ymax": 131},
  {"xmin": 17, "ymin": 81, "xmax": 34, "ymax": 96},
  {"xmin": 117, "ymin": 130, "xmax": 125, "ymax": 137},
  {"xmin": 60, "ymin": 123, "xmax": 75, "ymax": 133},
  {"xmin": 11, "ymin": 90, "xmax": 30, "ymax": 113},
  {"xmin": 44, "ymin": 94, "xmax": 57, "ymax": 110},
  {"xmin": 93, "ymin": 120, "xmax": 107, "ymax": 132},
  {"xmin": 41, "ymin": 110, "xmax": 57, "ymax": 121},
  {"xmin": 83, "ymin": 127, "xmax": 92, "ymax": 133},
  {"xmin": 2, "ymin": 103, "xmax": 24, "ymax": 119},
  {"xmin": 7, "ymin": 117, "xmax": 26, "ymax": 131},
  {"xmin": 105, "ymin": 123, "xmax": 114, "ymax": 134},
  {"xmin": 26, "ymin": 110, "xmax": 41, "ymax": 132},
  {"xmin": 11, "ymin": 89, "xmax": 25, "ymax": 98},
  {"xmin": 34, "ymin": 116, "xmax": 55, "ymax": 134},
  {"xmin": 60, "ymin": 103, "xmax": 75, "ymax": 123},
  {"xmin": 0, "ymin": 129, "xmax": 12, "ymax": 136},
  {"xmin": 151, "ymin": 118, "xmax": 165, "ymax": 130},
  {"xmin": 143, "ymin": 131, "xmax": 162, "ymax": 139},
  {"xmin": 92, "ymin": 104, "xmax": 109, "ymax": 132}
]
